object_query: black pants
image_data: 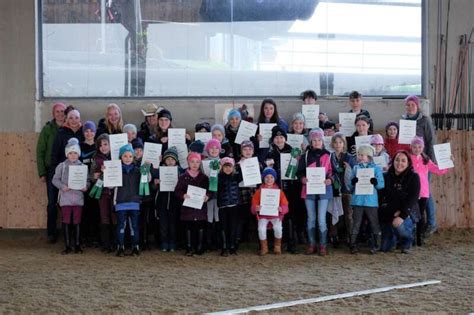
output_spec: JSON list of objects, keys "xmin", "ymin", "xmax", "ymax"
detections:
[
  {"xmin": 416, "ymin": 197, "xmax": 428, "ymax": 243},
  {"xmin": 183, "ymin": 220, "xmax": 206, "ymax": 250},
  {"xmin": 140, "ymin": 199, "xmax": 158, "ymax": 247},
  {"xmin": 219, "ymin": 206, "xmax": 239, "ymax": 250},
  {"xmin": 81, "ymin": 194, "xmax": 100, "ymax": 244},
  {"xmin": 352, "ymin": 206, "xmax": 381, "ymax": 237},
  {"xmin": 159, "ymin": 207, "xmax": 177, "ymax": 249}
]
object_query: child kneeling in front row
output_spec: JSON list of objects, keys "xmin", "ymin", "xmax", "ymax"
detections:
[{"xmin": 251, "ymin": 167, "xmax": 289, "ymax": 255}]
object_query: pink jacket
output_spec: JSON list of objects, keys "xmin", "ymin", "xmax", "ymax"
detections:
[{"xmin": 410, "ymin": 154, "xmax": 448, "ymax": 198}]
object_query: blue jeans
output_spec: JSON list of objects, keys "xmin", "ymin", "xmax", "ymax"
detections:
[
  {"xmin": 381, "ymin": 217, "xmax": 414, "ymax": 252},
  {"xmin": 426, "ymin": 173, "xmax": 437, "ymax": 229},
  {"xmin": 305, "ymin": 198, "xmax": 329, "ymax": 246},
  {"xmin": 116, "ymin": 210, "xmax": 140, "ymax": 247},
  {"xmin": 46, "ymin": 169, "xmax": 59, "ymax": 238}
]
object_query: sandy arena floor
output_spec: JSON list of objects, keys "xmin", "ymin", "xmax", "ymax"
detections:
[{"xmin": 0, "ymin": 229, "xmax": 473, "ymax": 314}]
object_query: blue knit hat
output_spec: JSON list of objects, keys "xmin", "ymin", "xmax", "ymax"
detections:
[
  {"xmin": 189, "ymin": 140, "xmax": 205, "ymax": 154},
  {"xmin": 227, "ymin": 109, "xmax": 241, "ymax": 121},
  {"xmin": 119, "ymin": 144, "xmax": 134, "ymax": 158},
  {"xmin": 83, "ymin": 120, "xmax": 96, "ymax": 133},
  {"xmin": 262, "ymin": 167, "xmax": 277, "ymax": 180}
]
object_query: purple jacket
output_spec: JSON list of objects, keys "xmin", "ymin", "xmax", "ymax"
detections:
[{"xmin": 175, "ymin": 171, "xmax": 210, "ymax": 221}]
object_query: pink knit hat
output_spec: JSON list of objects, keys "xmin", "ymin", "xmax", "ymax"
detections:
[
  {"xmin": 404, "ymin": 95, "xmax": 420, "ymax": 109},
  {"xmin": 205, "ymin": 138, "xmax": 221, "ymax": 153},
  {"xmin": 52, "ymin": 102, "xmax": 66, "ymax": 116},
  {"xmin": 309, "ymin": 128, "xmax": 324, "ymax": 141},
  {"xmin": 411, "ymin": 136, "xmax": 424, "ymax": 147},
  {"xmin": 220, "ymin": 157, "xmax": 235, "ymax": 167},
  {"xmin": 187, "ymin": 152, "xmax": 202, "ymax": 162},
  {"xmin": 370, "ymin": 134, "xmax": 384, "ymax": 145}
]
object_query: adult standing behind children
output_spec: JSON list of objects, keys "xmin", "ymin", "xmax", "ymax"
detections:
[
  {"xmin": 137, "ymin": 103, "xmax": 161, "ymax": 142},
  {"xmin": 401, "ymin": 95, "xmax": 438, "ymax": 236},
  {"xmin": 96, "ymin": 103, "xmax": 124, "ymax": 138},
  {"xmin": 51, "ymin": 107, "xmax": 85, "ymax": 175},
  {"xmin": 37, "ymin": 102, "xmax": 66, "ymax": 243}
]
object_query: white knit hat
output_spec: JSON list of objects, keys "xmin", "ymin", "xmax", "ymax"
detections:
[{"xmin": 65, "ymin": 138, "xmax": 81, "ymax": 157}]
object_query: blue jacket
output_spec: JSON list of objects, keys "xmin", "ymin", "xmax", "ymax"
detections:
[{"xmin": 348, "ymin": 161, "xmax": 384, "ymax": 207}]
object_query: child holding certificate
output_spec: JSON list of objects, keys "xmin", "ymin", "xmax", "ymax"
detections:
[
  {"xmin": 296, "ymin": 128, "xmax": 333, "ymax": 256},
  {"xmin": 251, "ymin": 167, "xmax": 289, "ymax": 256},
  {"xmin": 346, "ymin": 115, "xmax": 372, "ymax": 156},
  {"xmin": 217, "ymin": 157, "xmax": 242, "ymax": 256},
  {"xmin": 202, "ymin": 139, "xmax": 221, "ymax": 251},
  {"xmin": 175, "ymin": 152, "xmax": 210, "ymax": 256},
  {"xmin": 153, "ymin": 147, "xmax": 183, "ymax": 252},
  {"xmin": 52, "ymin": 138, "xmax": 89, "ymax": 255},
  {"xmin": 370, "ymin": 134, "xmax": 390, "ymax": 172},
  {"xmin": 264, "ymin": 126, "xmax": 298, "ymax": 254},
  {"xmin": 91, "ymin": 134, "xmax": 116, "ymax": 253},
  {"xmin": 348, "ymin": 145, "xmax": 384, "ymax": 255},
  {"xmin": 409, "ymin": 136, "xmax": 451, "ymax": 246},
  {"xmin": 114, "ymin": 144, "xmax": 149, "ymax": 257},
  {"xmin": 235, "ymin": 140, "xmax": 258, "ymax": 247}
]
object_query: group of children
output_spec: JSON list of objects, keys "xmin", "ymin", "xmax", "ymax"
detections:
[{"xmin": 51, "ymin": 91, "xmax": 452, "ymax": 257}]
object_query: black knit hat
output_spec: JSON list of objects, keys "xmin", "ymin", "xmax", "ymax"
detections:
[
  {"xmin": 158, "ymin": 109, "xmax": 172, "ymax": 121},
  {"xmin": 131, "ymin": 137, "xmax": 144, "ymax": 150},
  {"xmin": 270, "ymin": 125, "xmax": 287, "ymax": 142},
  {"xmin": 195, "ymin": 122, "xmax": 211, "ymax": 132},
  {"xmin": 189, "ymin": 140, "xmax": 205, "ymax": 154}
]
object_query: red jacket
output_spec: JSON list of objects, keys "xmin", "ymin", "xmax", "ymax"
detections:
[
  {"xmin": 385, "ymin": 138, "xmax": 410, "ymax": 160},
  {"xmin": 251, "ymin": 184, "xmax": 289, "ymax": 220}
]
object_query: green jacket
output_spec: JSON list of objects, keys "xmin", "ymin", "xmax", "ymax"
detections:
[{"xmin": 36, "ymin": 120, "xmax": 60, "ymax": 177}]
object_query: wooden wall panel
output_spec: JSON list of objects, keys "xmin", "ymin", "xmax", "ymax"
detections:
[
  {"xmin": 0, "ymin": 131, "xmax": 472, "ymax": 229},
  {"xmin": 0, "ymin": 133, "xmax": 47, "ymax": 229}
]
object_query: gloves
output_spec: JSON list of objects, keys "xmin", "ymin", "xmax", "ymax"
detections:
[
  {"xmin": 351, "ymin": 177, "xmax": 358, "ymax": 185},
  {"xmin": 370, "ymin": 178, "xmax": 378, "ymax": 186}
]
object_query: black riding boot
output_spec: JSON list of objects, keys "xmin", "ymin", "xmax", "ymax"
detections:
[
  {"xmin": 185, "ymin": 229, "xmax": 193, "ymax": 256},
  {"xmin": 74, "ymin": 224, "xmax": 83, "ymax": 253},
  {"xmin": 196, "ymin": 229, "xmax": 205, "ymax": 255},
  {"xmin": 61, "ymin": 224, "xmax": 72, "ymax": 255}
]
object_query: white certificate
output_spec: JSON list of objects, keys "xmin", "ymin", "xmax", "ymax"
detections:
[
  {"xmin": 433, "ymin": 143, "xmax": 454, "ymax": 170},
  {"xmin": 103, "ymin": 160, "xmax": 122, "ymax": 187},
  {"xmin": 259, "ymin": 123, "xmax": 277, "ymax": 148},
  {"xmin": 68, "ymin": 165, "xmax": 88, "ymax": 190},
  {"xmin": 302, "ymin": 104, "xmax": 320, "ymax": 129},
  {"xmin": 306, "ymin": 167, "xmax": 326, "ymax": 195},
  {"xmin": 324, "ymin": 136, "xmax": 334, "ymax": 152},
  {"xmin": 168, "ymin": 128, "xmax": 186, "ymax": 148},
  {"xmin": 159, "ymin": 166, "xmax": 178, "ymax": 192},
  {"xmin": 241, "ymin": 157, "xmax": 262, "ymax": 186},
  {"xmin": 373, "ymin": 156, "xmax": 388, "ymax": 168},
  {"xmin": 398, "ymin": 120, "xmax": 417, "ymax": 144},
  {"xmin": 195, "ymin": 132, "xmax": 212, "ymax": 144},
  {"xmin": 338, "ymin": 113, "xmax": 357, "ymax": 136},
  {"xmin": 260, "ymin": 188, "xmax": 280, "ymax": 216},
  {"xmin": 109, "ymin": 133, "xmax": 128, "ymax": 160},
  {"xmin": 286, "ymin": 134, "xmax": 304, "ymax": 149},
  {"xmin": 235, "ymin": 120, "xmax": 258, "ymax": 144},
  {"xmin": 280, "ymin": 153, "xmax": 292, "ymax": 180},
  {"xmin": 182, "ymin": 185, "xmax": 206, "ymax": 210},
  {"xmin": 355, "ymin": 168, "xmax": 374, "ymax": 195},
  {"xmin": 174, "ymin": 143, "xmax": 189, "ymax": 169},
  {"xmin": 142, "ymin": 142, "xmax": 162, "ymax": 168},
  {"xmin": 355, "ymin": 135, "xmax": 372, "ymax": 149}
]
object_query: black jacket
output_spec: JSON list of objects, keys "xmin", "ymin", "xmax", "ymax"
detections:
[
  {"xmin": 265, "ymin": 143, "xmax": 293, "ymax": 191},
  {"xmin": 116, "ymin": 165, "xmax": 142, "ymax": 204},
  {"xmin": 380, "ymin": 168, "xmax": 420, "ymax": 223},
  {"xmin": 51, "ymin": 125, "xmax": 85, "ymax": 170},
  {"xmin": 217, "ymin": 172, "xmax": 242, "ymax": 208}
]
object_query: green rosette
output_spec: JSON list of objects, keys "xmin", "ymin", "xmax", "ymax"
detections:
[
  {"xmin": 89, "ymin": 178, "xmax": 103, "ymax": 199},
  {"xmin": 285, "ymin": 147, "xmax": 302, "ymax": 179},
  {"xmin": 208, "ymin": 159, "xmax": 220, "ymax": 192},
  {"xmin": 139, "ymin": 164, "xmax": 151, "ymax": 196}
]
